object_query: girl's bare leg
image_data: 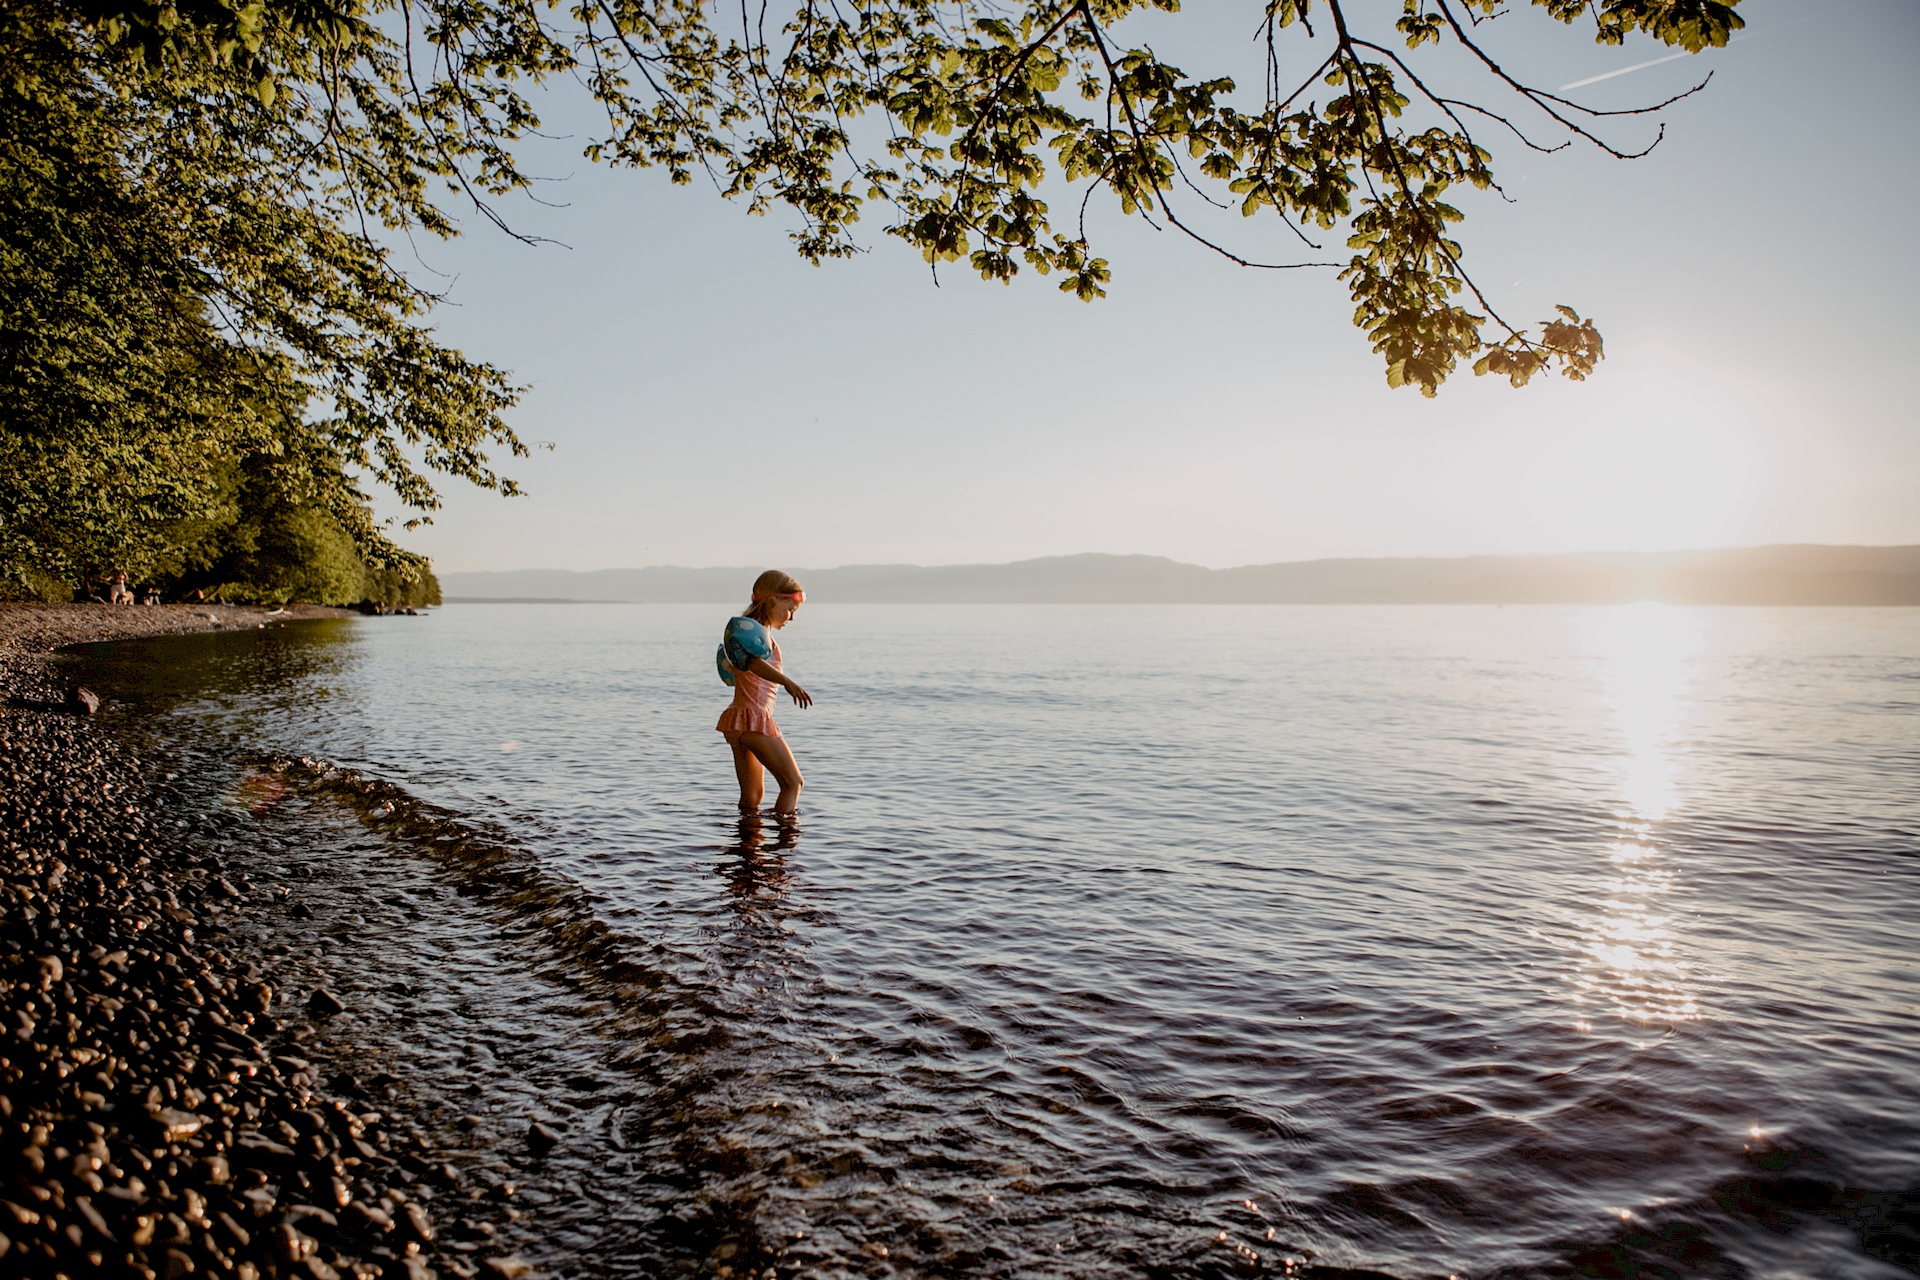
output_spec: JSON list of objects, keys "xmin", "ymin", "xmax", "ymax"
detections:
[
  {"xmin": 727, "ymin": 735, "xmax": 765, "ymax": 810},
  {"xmin": 737, "ymin": 730, "xmax": 804, "ymax": 814}
]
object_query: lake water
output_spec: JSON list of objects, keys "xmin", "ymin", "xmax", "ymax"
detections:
[{"xmin": 74, "ymin": 604, "xmax": 1920, "ymax": 1279}]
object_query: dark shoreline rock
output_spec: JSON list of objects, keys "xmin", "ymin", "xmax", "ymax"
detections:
[{"xmin": 0, "ymin": 612, "xmax": 512, "ymax": 1280}]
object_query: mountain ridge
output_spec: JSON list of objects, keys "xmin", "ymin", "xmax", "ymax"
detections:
[{"xmin": 439, "ymin": 545, "xmax": 1920, "ymax": 606}]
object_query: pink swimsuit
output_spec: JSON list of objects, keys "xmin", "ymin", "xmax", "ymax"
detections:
[{"xmin": 716, "ymin": 637, "xmax": 782, "ymax": 737}]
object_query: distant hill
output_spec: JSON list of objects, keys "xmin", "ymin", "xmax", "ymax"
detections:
[{"xmin": 439, "ymin": 546, "xmax": 1920, "ymax": 606}]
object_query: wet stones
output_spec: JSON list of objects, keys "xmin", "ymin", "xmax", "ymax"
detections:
[
  {"xmin": 68, "ymin": 687, "xmax": 99, "ymax": 716},
  {"xmin": 149, "ymin": 1105, "xmax": 210, "ymax": 1143},
  {"xmin": 0, "ymin": 635, "xmax": 515, "ymax": 1280},
  {"xmin": 524, "ymin": 1124, "xmax": 559, "ymax": 1157},
  {"xmin": 307, "ymin": 988, "xmax": 346, "ymax": 1017},
  {"xmin": 404, "ymin": 1201, "xmax": 436, "ymax": 1243}
]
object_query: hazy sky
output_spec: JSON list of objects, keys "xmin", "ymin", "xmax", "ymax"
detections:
[{"xmin": 377, "ymin": 0, "xmax": 1920, "ymax": 572}]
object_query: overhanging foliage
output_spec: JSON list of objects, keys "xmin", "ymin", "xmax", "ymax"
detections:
[{"xmin": 1, "ymin": 0, "xmax": 1742, "ymax": 591}]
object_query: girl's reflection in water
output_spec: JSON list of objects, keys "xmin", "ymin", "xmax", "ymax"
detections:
[
  {"xmin": 721, "ymin": 813, "xmax": 799, "ymax": 917},
  {"xmin": 713, "ymin": 815, "xmax": 806, "ymax": 1013}
]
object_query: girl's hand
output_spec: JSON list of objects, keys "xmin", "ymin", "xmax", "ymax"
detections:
[{"xmin": 784, "ymin": 680, "xmax": 813, "ymax": 709}]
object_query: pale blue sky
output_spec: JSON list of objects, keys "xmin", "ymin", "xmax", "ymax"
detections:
[{"xmin": 378, "ymin": 0, "xmax": 1920, "ymax": 572}]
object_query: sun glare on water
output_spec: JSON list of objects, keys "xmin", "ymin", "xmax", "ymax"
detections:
[
  {"xmin": 1564, "ymin": 603, "xmax": 1706, "ymax": 1028},
  {"xmin": 1591, "ymin": 601, "xmax": 1700, "ymax": 822}
]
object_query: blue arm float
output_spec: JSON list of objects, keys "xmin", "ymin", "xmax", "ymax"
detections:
[{"xmin": 717, "ymin": 616, "xmax": 773, "ymax": 685}]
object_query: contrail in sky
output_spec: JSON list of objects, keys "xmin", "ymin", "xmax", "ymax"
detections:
[
  {"xmin": 1559, "ymin": 49, "xmax": 1696, "ymax": 90},
  {"xmin": 1557, "ymin": 6, "xmax": 1846, "ymax": 93}
]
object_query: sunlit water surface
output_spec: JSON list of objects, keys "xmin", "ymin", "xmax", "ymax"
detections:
[{"xmin": 75, "ymin": 604, "xmax": 1920, "ymax": 1279}]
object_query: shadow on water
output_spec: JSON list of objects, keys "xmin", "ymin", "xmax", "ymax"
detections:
[
  {"xmin": 49, "ymin": 621, "xmax": 1920, "ymax": 1279},
  {"xmin": 1494, "ymin": 1144, "xmax": 1920, "ymax": 1280},
  {"xmin": 60, "ymin": 616, "xmax": 363, "ymax": 713}
]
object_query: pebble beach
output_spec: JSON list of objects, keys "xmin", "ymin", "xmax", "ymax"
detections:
[{"xmin": 1, "ymin": 604, "xmax": 532, "ymax": 1280}]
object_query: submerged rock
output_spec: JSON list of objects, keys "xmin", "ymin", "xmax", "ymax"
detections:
[{"xmin": 526, "ymin": 1122, "xmax": 560, "ymax": 1156}]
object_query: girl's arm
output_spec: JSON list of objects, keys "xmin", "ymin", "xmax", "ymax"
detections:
[{"xmin": 745, "ymin": 656, "xmax": 812, "ymax": 708}]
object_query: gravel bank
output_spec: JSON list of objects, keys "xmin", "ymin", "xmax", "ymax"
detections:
[
  {"xmin": 0, "ymin": 603, "xmax": 355, "ymax": 662},
  {"xmin": 1, "ymin": 605, "xmax": 529, "ymax": 1280}
]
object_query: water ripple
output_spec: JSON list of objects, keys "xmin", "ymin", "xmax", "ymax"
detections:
[{"xmin": 70, "ymin": 603, "xmax": 1920, "ymax": 1279}]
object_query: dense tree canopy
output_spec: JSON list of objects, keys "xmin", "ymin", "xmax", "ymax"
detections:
[{"xmin": 0, "ymin": 0, "xmax": 1741, "ymax": 596}]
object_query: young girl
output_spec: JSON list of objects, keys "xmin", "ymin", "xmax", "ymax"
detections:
[{"xmin": 716, "ymin": 570, "xmax": 813, "ymax": 813}]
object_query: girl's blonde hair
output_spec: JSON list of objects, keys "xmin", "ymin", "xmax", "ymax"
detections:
[{"xmin": 744, "ymin": 569, "xmax": 804, "ymax": 624}]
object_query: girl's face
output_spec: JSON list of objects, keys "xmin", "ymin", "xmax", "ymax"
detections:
[{"xmin": 768, "ymin": 596, "xmax": 801, "ymax": 629}]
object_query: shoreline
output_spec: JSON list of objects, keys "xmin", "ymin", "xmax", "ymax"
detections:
[
  {"xmin": 0, "ymin": 603, "xmax": 361, "ymax": 660},
  {"xmin": 1, "ymin": 604, "xmax": 530, "ymax": 1280}
]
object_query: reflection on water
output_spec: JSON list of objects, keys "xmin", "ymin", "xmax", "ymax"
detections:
[
  {"xmin": 1574, "ymin": 838, "xmax": 1699, "ymax": 1032},
  {"xmin": 63, "ymin": 606, "xmax": 1920, "ymax": 1279},
  {"xmin": 722, "ymin": 814, "xmax": 800, "ymax": 909},
  {"xmin": 1589, "ymin": 600, "xmax": 1700, "ymax": 822},
  {"xmin": 1570, "ymin": 603, "xmax": 1704, "ymax": 1032}
]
